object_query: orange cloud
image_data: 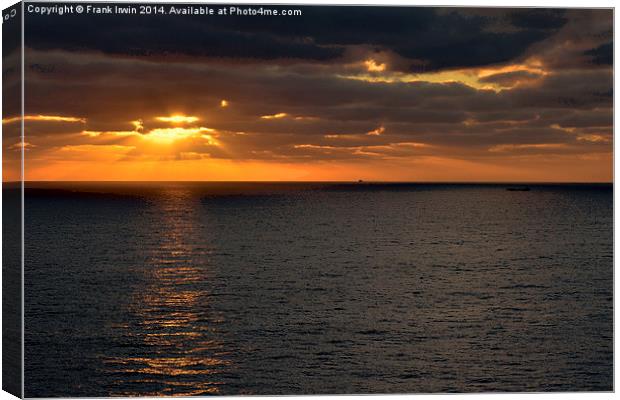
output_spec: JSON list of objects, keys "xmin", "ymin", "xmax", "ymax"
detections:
[
  {"xmin": 364, "ymin": 59, "xmax": 387, "ymax": 72},
  {"xmin": 367, "ymin": 126, "xmax": 385, "ymax": 136},
  {"xmin": 2, "ymin": 115, "xmax": 85, "ymax": 124},
  {"xmin": 8, "ymin": 141, "xmax": 36, "ymax": 151},
  {"xmin": 260, "ymin": 113, "xmax": 288, "ymax": 119},
  {"xmin": 488, "ymin": 143, "xmax": 568, "ymax": 153}
]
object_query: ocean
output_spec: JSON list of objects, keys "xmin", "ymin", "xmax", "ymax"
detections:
[{"xmin": 21, "ymin": 182, "xmax": 613, "ymax": 396}]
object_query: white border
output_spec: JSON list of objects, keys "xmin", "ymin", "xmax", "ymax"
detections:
[
  {"xmin": 20, "ymin": 2, "xmax": 25, "ymax": 398},
  {"xmin": 0, "ymin": 1, "xmax": 616, "ymax": 400}
]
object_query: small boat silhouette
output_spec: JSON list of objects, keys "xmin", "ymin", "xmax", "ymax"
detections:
[{"xmin": 507, "ymin": 186, "xmax": 530, "ymax": 191}]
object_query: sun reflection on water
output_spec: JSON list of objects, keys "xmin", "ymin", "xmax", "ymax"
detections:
[{"xmin": 105, "ymin": 188, "xmax": 230, "ymax": 396}]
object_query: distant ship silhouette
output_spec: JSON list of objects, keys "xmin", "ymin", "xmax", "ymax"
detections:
[{"xmin": 507, "ymin": 186, "xmax": 530, "ymax": 191}]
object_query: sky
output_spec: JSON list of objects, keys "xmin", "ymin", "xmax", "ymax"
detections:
[{"xmin": 2, "ymin": 6, "xmax": 613, "ymax": 181}]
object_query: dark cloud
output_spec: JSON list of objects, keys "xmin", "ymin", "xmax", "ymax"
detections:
[
  {"xmin": 24, "ymin": 5, "xmax": 572, "ymax": 71},
  {"xmin": 25, "ymin": 12, "xmax": 343, "ymax": 61},
  {"xmin": 404, "ymin": 30, "xmax": 549, "ymax": 71},
  {"xmin": 584, "ymin": 42, "xmax": 613, "ymax": 65},
  {"xmin": 2, "ymin": 5, "xmax": 21, "ymax": 58},
  {"xmin": 507, "ymin": 69, "xmax": 612, "ymax": 109},
  {"xmin": 508, "ymin": 9, "xmax": 567, "ymax": 30}
]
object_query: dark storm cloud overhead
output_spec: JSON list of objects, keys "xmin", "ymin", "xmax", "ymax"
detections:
[
  {"xmin": 403, "ymin": 30, "xmax": 548, "ymax": 72},
  {"xmin": 584, "ymin": 42, "xmax": 613, "ymax": 66},
  {"xmin": 24, "ymin": 5, "xmax": 571, "ymax": 71},
  {"xmin": 207, "ymin": 7, "xmax": 565, "ymax": 70},
  {"xmin": 521, "ymin": 9, "xmax": 613, "ymax": 71},
  {"xmin": 25, "ymin": 12, "xmax": 343, "ymax": 61},
  {"xmin": 507, "ymin": 9, "xmax": 567, "ymax": 30}
]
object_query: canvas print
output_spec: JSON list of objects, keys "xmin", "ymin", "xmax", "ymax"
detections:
[{"xmin": 1, "ymin": 2, "xmax": 614, "ymax": 397}]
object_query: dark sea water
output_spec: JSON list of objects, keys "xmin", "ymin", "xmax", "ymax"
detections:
[{"xmin": 23, "ymin": 182, "xmax": 613, "ymax": 396}]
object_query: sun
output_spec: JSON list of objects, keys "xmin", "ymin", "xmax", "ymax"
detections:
[
  {"xmin": 143, "ymin": 115, "xmax": 218, "ymax": 145},
  {"xmin": 155, "ymin": 115, "xmax": 199, "ymax": 124},
  {"xmin": 145, "ymin": 127, "xmax": 216, "ymax": 144}
]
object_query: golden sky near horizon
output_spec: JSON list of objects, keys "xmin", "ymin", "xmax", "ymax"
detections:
[{"xmin": 2, "ymin": 7, "xmax": 613, "ymax": 182}]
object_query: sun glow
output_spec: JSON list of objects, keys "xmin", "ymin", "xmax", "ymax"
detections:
[
  {"xmin": 340, "ymin": 58, "xmax": 549, "ymax": 92},
  {"xmin": 476, "ymin": 61, "xmax": 547, "ymax": 79},
  {"xmin": 364, "ymin": 59, "xmax": 387, "ymax": 72},
  {"xmin": 145, "ymin": 127, "xmax": 217, "ymax": 144},
  {"xmin": 156, "ymin": 115, "xmax": 200, "ymax": 124},
  {"xmin": 260, "ymin": 113, "xmax": 288, "ymax": 119}
]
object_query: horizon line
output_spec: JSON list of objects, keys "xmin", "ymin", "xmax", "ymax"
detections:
[{"xmin": 4, "ymin": 180, "xmax": 614, "ymax": 185}]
